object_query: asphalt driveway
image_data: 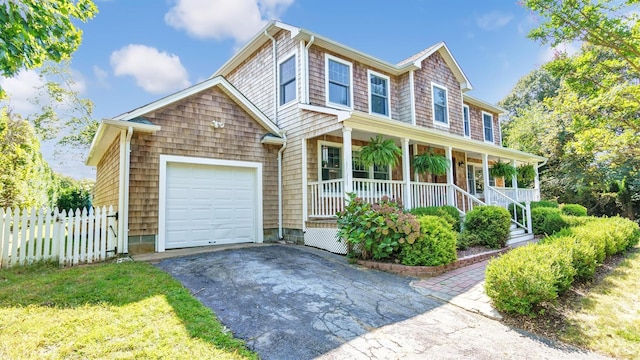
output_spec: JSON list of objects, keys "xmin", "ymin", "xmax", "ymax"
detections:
[{"xmin": 155, "ymin": 245, "xmax": 604, "ymax": 360}]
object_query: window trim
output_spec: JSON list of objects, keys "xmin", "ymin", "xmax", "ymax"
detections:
[
  {"xmin": 462, "ymin": 104, "xmax": 471, "ymax": 138},
  {"xmin": 277, "ymin": 53, "xmax": 297, "ymax": 108},
  {"xmin": 317, "ymin": 140, "xmax": 391, "ymax": 182},
  {"xmin": 431, "ymin": 82, "xmax": 449, "ymax": 127},
  {"xmin": 482, "ymin": 111, "xmax": 494, "ymax": 144},
  {"xmin": 325, "ymin": 54, "xmax": 353, "ymax": 110},
  {"xmin": 367, "ymin": 69, "xmax": 391, "ymax": 118}
]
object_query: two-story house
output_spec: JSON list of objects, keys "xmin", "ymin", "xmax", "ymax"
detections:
[{"xmin": 86, "ymin": 21, "xmax": 545, "ymax": 255}]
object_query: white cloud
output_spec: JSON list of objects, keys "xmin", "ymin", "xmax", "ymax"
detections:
[
  {"xmin": 0, "ymin": 69, "xmax": 45, "ymax": 115},
  {"xmin": 110, "ymin": 44, "xmax": 191, "ymax": 94},
  {"xmin": 539, "ymin": 42, "xmax": 581, "ymax": 63},
  {"xmin": 477, "ymin": 11, "xmax": 513, "ymax": 30},
  {"xmin": 93, "ymin": 65, "xmax": 108, "ymax": 82},
  {"xmin": 164, "ymin": 0, "xmax": 294, "ymax": 43}
]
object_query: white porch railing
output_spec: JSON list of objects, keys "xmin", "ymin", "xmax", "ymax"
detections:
[
  {"xmin": 353, "ymin": 178, "xmax": 405, "ymax": 205},
  {"xmin": 487, "ymin": 187, "xmax": 531, "ymax": 232},
  {"xmin": 411, "ymin": 182, "xmax": 449, "ymax": 208},
  {"xmin": 308, "ymin": 179, "xmax": 344, "ymax": 218},
  {"xmin": 452, "ymin": 185, "xmax": 485, "ymax": 214},
  {"xmin": 0, "ymin": 206, "xmax": 118, "ymax": 269},
  {"xmin": 493, "ymin": 187, "xmax": 540, "ymax": 202}
]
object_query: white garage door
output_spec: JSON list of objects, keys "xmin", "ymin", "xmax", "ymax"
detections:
[{"xmin": 165, "ymin": 162, "xmax": 257, "ymax": 249}]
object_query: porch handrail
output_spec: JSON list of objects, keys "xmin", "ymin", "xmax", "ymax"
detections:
[
  {"xmin": 308, "ymin": 179, "xmax": 344, "ymax": 218},
  {"xmin": 487, "ymin": 186, "xmax": 530, "ymax": 232},
  {"xmin": 451, "ymin": 184, "xmax": 485, "ymax": 215},
  {"xmin": 411, "ymin": 182, "xmax": 449, "ymax": 208},
  {"xmin": 353, "ymin": 178, "xmax": 405, "ymax": 205}
]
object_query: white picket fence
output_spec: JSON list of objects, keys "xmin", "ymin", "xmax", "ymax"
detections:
[{"xmin": 0, "ymin": 206, "xmax": 118, "ymax": 269}]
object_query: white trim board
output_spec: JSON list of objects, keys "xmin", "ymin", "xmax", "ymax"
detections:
[{"xmin": 158, "ymin": 155, "xmax": 264, "ymax": 252}]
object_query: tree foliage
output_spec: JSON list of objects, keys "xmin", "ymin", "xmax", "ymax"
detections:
[
  {"xmin": 0, "ymin": 0, "xmax": 98, "ymax": 96},
  {"xmin": 0, "ymin": 108, "xmax": 56, "ymax": 208},
  {"xmin": 29, "ymin": 61, "xmax": 99, "ymax": 150},
  {"xmin": 503, "ymin": 0, "xmax": 640, "ymax": 220}
]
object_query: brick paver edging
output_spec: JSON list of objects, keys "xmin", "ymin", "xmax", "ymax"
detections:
[{"xmin": 356, "ymin": 248, "xmax": 510, "ymax": 277}]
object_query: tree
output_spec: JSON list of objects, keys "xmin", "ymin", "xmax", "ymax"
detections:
[
  {"xmin": 29, "ymin": 61, "xmax": 98, "ymax": 150},
  {"xmin": 498, "ymin": 67, "xmax": 561, "ymax": 121},
  {"xmin": 0, "ymin": 0, "xmax": 98, "ymax": 96},
  {"xmin": 0, "ymin": 108, "xmax": 57, "ymax": 208},
  {"xmin": 55, "ymin": 175, "xmax": 93, "ymax": 211},
  {"xmin": 524, "ymin": 0, "xmax": 640, "ymax": 73}
]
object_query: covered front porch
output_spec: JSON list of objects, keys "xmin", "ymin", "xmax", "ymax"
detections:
[{"xmin": 302, "ymin": 115, "xmax": 545, "ymax": 224}]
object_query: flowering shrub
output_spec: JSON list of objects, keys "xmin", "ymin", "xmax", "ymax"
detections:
[{"xmin": 337, "ymin": 193, "xmax": 420, "ymax": 260}]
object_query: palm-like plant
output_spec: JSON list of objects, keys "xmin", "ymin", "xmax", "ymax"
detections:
[
  {"xmin": 517, "ymin": 164, "xmax": 535, "ymax": 187},
  {"xmin": 413, "ymin": 149, "xmax": 450, "ymax": 176},
  {"xmin": 489, "ymin": 160, "xmax": 517, "ymax": 179},
  {"xmin": 358, "ymin": 135, "xmax": 402, "ymax": 168}
]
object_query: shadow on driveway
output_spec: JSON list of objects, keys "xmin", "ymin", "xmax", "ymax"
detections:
[{"xmin": 156, "ymin": 244, "xmax": 604, "ymax": 360}]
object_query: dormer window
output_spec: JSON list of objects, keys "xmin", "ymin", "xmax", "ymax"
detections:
[
  {"xmin": 368, "ymin": 70, "xmax": 390, "ymax": 117},
  {"xmin": 325, "ymin": 55, "xmax": 352, "ymax": 108},
  {"xmin": 432, "ymin": 83, "xmax": 449, "ymax": 126}
]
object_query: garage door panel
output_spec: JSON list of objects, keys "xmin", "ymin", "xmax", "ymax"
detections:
[{"xmin": 165, "ymin": 161, "xmax": 258, "ymax": 249}]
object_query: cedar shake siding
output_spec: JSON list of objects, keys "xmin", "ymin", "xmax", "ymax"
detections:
[
  {"xmin": 413, "ymin": 51, "xmax": 464, "ymax": 135},
  {"xmin": 126, "ymin": 86, "xmax": 279, "ymax": 241},
  {"xmin": 93, "ymin": 133, "xmax": 120, "ymax": 209},
  {"xmin": 465, "ymin": 103, "xmax": 501, "ymax": 145}
]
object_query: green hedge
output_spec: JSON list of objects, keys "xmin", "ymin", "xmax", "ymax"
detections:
[
  {"xmin": 409, "ymin": 206, "xmax": 461, "ymax": 232},
  {"xmin": 561, "ymin": 204, "xmax": 588, "ymax": 217},
  {"xmin": 531, "ymin": 207, "xmax": 567, "ymax": 235},
  {"xmin": 531, "ymin": 200, "xmax": 559, "ymax": 209},
  {"xmin": 485, "ymin": 216, "xmax": 640, "ymax": 315},
  {"xmin": 399, "ymin": 215, "xmax": 457, "ymax": 266},
  {"xmin": 459, "ymin": 206, "xmax": 512, "ymax": 249}
]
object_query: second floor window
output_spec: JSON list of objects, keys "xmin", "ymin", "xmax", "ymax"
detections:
[
  {"xmin": 463, "ymin": 105, "xmax": 470, "ymax": 137},
  {"xmin": 432, "ymin": 84, "xmax": 448, "ymax": 125},
  {"xmin": 483, "ymin": 112, "xmax": 494, "ymax": 143},
  {"xmin": 369, "ymin": 71, "xmax": 389, "ymax": 116},
  {"xmin": 279, "ymin": 55, "xmax": 296, "ymax": 105},
  {"xmin": 327, "ymin": 56, "xmax": 351, "ymax": 107}
]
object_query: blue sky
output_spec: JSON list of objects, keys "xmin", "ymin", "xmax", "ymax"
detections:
[{"xmin": 1, "ymin": 0, "xmax": 574, "ymax": 179}]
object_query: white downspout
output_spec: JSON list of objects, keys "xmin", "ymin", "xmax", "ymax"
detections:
[
  {"xmin": 409, "ymin": 70, "xmax": 416, "ymax": 125},
  {"xmin": 117, "ymin": 130, "xmax": 126, "ymax": 254},
  {"xmin": 122, "ymin": 127, "xmax": 133, "ymax": 254},
  {"xmin": 265, "ymin": 31, "xmax": 278, "ymax": 125},
  {"xmin": 304, "ymin": 36, "xmax": 315, "ymax": 104},
  {"xmin": 277, "ymin": 133, "xmax": 287, "ymax": 240}
]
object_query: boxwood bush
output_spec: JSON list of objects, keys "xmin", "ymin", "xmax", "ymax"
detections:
[
  {"xmin": 399, "ymin": 215, "xmax": 457, "ymax": 266},
  {"xmin": 486, "ymin": 216, "xmax": 640, "ymax": 315},
  {"xmin": 409, "ymin": 205, "xmax": 461, "ymax": 232},
  {"xmin": 530, "ymin": 200, "xmax": 559, "ymax": 209},
  {"xmin": 485, "ymin": 242, "xmax": 574, "ymax": 315},
  {"xmin": 459, "ymin": 206, "xmax": 511, "ymax": 249},
  {"xmin": 561, "ymin": 204, "xmax": 588, "ymax": 217},
  {"xmin": 531, "ymin": 207, "xmax": 567, "ymax": 235}
]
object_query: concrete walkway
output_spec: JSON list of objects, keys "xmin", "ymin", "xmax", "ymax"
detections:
[{"xmin": 412, "ymin": 259, "xmax": 502, "ymax": 320}]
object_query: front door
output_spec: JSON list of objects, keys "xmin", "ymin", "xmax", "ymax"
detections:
[{"xmin": 467, "ymin": 165, "xmax": 485, "ymax": 199}]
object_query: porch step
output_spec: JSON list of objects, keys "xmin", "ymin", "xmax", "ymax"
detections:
[{"xmin": 507, "ymin": 231, "xmax": 535, "ymax": 246}]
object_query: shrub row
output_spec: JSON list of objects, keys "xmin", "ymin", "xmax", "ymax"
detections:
[
  {"xmin": 485, "ymin": 216, "xmax": 640, "ymax": 315},
  {"xmin": 337, "ymin": 194, "xmax": 457, "ymax": 266},
  {"xmin": 458, "ymin": 206, "xmax": 512, "ymax": 249},
  {"xmin": 409, "ymin": 205, "xmax": 461, "ymax": 232}
]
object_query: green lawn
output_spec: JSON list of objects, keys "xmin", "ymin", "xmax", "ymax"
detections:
[
  {"xmin": 561, "ymin": 248, "xmax": 640, "ymax": 359},
  {"xmin": 0, "ymin": 261, "xmax": 257, "ymax": 359}
]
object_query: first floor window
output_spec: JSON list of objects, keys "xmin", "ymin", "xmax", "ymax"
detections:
[
  {"xmin": 483, "ymin": 112, "xmax": 494, "ymax": 142},
  {"xmin": 352, "ymin": 151, "xmax": 390, "ymax": 180},
  {"xmin": 321, "ymin": 145, "xmax": 341, "ymax": 180},
  {"xmin": 279, "ymin": 55, "xmax": 296, "ymax": 105}
]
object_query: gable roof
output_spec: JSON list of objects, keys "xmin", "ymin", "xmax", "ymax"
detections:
[
  {"xmin": 86, "ymin": 76, "xmax": 281, "ymax": 166},
  {"xmin": 212, "ymin": 21, "xmax": 472, "ymax": 91}
]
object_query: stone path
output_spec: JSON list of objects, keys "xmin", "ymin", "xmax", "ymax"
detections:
[{"xmin": 412, "ymin": 259, "xmax": 502, "ymax": 319}]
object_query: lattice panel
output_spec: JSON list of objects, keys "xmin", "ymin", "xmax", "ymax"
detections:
[{"xmin": 304, "ymin": 228, "xmax": 347, "ymax": 254}]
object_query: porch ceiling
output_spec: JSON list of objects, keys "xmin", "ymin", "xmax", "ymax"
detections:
[{"xmin": 341, "ymin": 112, "xmax": 546, "ymax": 164}]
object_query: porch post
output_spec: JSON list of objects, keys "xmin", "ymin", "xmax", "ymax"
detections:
[
  {"xmin": 534, "ymin": 163, "xmax": 540, "ymax": 201},
  {"xmin": 445, "ymin": 146, "xmax": 455, "ymax": 206},
  {"xmin": 512, "ymin": 159, "xmax": 519, "ymax": 201},
  {"xmin": 342, "ymin": 126, "xmax": 353, "ymax": 194},
  {"xmin": 402, "ymin": 138, "xmax": 411, "ymax": 209},
  {"xmin": 482, "ymin": 153, "xmax": 491, "ymax": 205}
]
